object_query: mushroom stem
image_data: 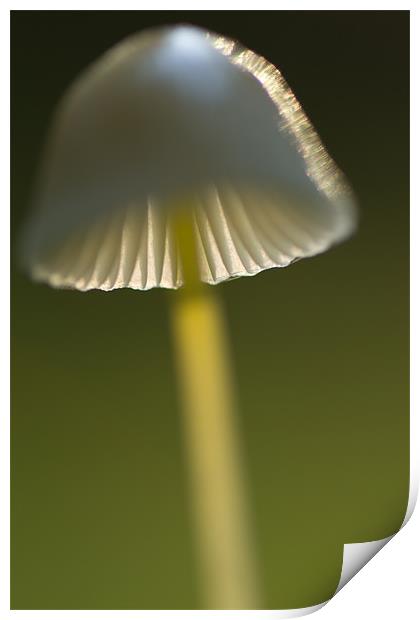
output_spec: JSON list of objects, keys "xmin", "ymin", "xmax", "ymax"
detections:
[{"xmin": 170, "ymin": 208, "xmax": 260, "ymax": 609}]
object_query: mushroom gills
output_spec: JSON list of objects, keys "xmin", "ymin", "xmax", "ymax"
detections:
[{"xmin": 30, "ymin": 186, "xmax": 350, "ymax": 291}]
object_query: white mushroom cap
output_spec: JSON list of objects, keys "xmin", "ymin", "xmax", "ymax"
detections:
[{"xmin": 21, "ymin": 25, "xmax": 357, "ymax": 291}]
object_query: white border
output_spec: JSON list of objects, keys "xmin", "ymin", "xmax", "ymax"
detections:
[
  {"xmin": 4, "ymin": 3, "xmax": 416, "ymax": 618},
  {"xmin": 2, "ymin": 2, "xmax": 10, "ymax": 618},
  {"xmin": 2, "ymin": 2, "xmax": 415, "ymax": 10}
]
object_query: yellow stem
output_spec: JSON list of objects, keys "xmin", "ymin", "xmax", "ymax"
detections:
[{"xmin": 170, "ymin": 207, "xmax": 260, "ymax": 609}]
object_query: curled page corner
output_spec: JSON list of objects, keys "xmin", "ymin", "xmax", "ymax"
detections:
[
  {"xmin": 335, "ymin": 473, "xmax": 417, "ymax": 595},
  {"xmin": 335, "ymin": 536, "xmax": 393, "ymax": 592},
  {"xmin": 269, "ymin": 476, "xmax": 417, "ymax": 618}
]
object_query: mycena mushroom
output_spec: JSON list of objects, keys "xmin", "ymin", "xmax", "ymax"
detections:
[{"xmin": 21, "ymin": 25, "xmax": 357, "ymax": 609}]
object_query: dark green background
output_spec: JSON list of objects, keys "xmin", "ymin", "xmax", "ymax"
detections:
[{"xmin": 11, "ymin": 10, "xmax": 409, "ymax": 610}]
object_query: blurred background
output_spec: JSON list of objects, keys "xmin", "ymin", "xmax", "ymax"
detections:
[{"xmin": 11, "ymin": 10, "xmax": 409, "ymax": 610}]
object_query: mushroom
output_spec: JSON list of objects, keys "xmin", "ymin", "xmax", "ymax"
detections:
[{"xmin": 21, "ymin": 25, "xmax": 357, "ymax": 609}]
